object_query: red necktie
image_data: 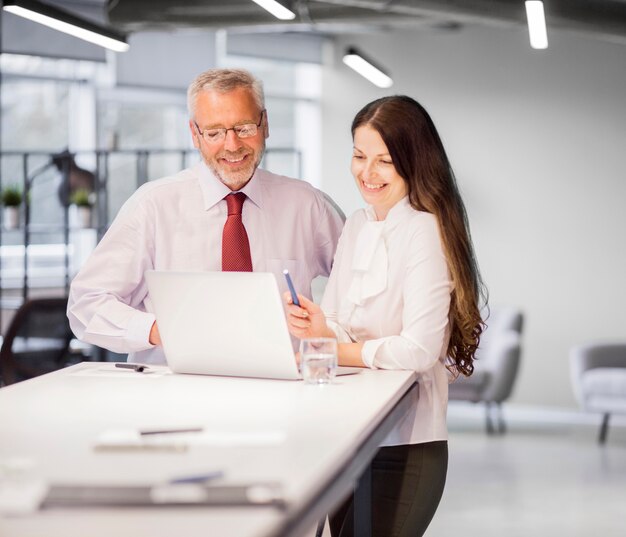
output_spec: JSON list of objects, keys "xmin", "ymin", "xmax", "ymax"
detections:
[{"xmin": 222, "ymin": 193, "xmax": 253, "ymax": 272}]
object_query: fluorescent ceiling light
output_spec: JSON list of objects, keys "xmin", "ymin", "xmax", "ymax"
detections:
[
  {"xmin": 525, "ymin": 1, "xmax": 548, "ymax": 50},
  {"xmin": 250, "ymin": 0, "xmax": 296, "ymax": 21},
  {"xmin": 342, "ymin": 47, "xmax": 393, "ymax": 89},
  {"xmin": 3, "ymin": 0, "xmax": 129, "ymax": 52}
]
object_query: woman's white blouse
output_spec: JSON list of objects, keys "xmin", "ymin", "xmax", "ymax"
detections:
[{"xmin": 321, "ymin": 197, "xmax": 452, "ymax": 445}]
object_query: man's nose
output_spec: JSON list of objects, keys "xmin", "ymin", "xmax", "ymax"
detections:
[{"xmin": 223, "ymin": 129, "xmax": 243, "ymax": 151}]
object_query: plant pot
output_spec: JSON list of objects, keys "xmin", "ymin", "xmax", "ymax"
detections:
[
  {"xmin": 77, "ymin": 206, "xmax": 92, "ymax": 228},
  {"xmin": 3, "ymin": 206, "xmax": 20, "ymax": 229}
]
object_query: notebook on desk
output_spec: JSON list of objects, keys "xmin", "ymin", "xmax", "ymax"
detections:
[{"xmin": 145, "ymin": 271, "xmax": 360, "ymax": 380}]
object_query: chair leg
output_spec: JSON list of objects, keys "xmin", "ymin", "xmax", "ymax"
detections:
[
  {"xmin": 315, "ymin": 517, "xmax": 326, "ymax": 537},
  {"xmin": 599, "ymin": 413, "xmax": 610, "ymax": 444},
  {"xmin": 485, "ymin": 402, "xmax": 496, "ymax": 434},
  {"xmin": 496, "ymin": 402, "xmax": 507, "ymax": 434}
]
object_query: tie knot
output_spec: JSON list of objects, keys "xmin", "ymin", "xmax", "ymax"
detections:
[{"xmin": 225, "ymin": 192, "xmax": 246, "ymax": 216}]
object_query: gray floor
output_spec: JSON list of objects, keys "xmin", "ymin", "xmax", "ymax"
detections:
[
  {"xmin": 430, "ymin": 418, "xmax": 626, "ymax": 536},
  {"xmin": 313, "ymin": 404, "xmax": 626, "ymax": 537}
]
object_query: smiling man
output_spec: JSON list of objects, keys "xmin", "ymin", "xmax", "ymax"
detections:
[{"xmin": 67, "ymin": 69, "xmax": 344, "ymax": 365}]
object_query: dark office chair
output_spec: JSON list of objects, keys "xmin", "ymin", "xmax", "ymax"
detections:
[{"xmin": 0, "ymin": 297, "xmax": 74, "ymax": 386}]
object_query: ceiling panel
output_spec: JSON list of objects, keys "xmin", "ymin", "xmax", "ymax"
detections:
[{"xmin": 46, "ymin": 1, "xmax": 626, "ymax": 45}]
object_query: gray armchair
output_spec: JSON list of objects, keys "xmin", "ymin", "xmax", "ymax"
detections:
[
  {"xmin": 449, "ymin": 307, "xmax": 523, "ymax": 434},
  {"xmin": 570, "ymin": 343, "xmax": 626, "ymax": 444}
]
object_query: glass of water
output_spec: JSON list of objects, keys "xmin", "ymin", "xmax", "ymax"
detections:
[{"xmin": 300, "ymin": 337, "xmax": 338, "ymax": 385}]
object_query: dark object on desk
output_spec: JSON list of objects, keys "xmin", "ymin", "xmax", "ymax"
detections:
[
  {"xmin": 448, "ymin": 307, "xmax": 523, "ymax": 434},
  {"xmin": 168, "ymin": 470, "xmax": 223, "ymax": 484},
  {"xmin": 115, "ymin": 362, "xmax": 150, "ymax": 373},
  {"xmin": 140, "ymin": 427, "xmax": 204, "ymax": 436},
  {"xmin": 570, "ymin": 343, "xmax": 626, "ymax": 444},
  {"xmin": 0, "ymin": 298, "xmax": 74, "ymax": 386},
  {"xmin": 42, "ymin": 482, "xmax": 286, "ymax": 509}
]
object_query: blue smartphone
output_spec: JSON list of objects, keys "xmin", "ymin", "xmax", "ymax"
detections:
[{"xmin": 282, "ymin": 269, "xmax": 301, "ymax": 306}]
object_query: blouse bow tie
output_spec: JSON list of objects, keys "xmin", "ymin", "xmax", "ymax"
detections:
[{"xmin": 345, "ymin": 220, "xmax": 388, "ymax": 307}]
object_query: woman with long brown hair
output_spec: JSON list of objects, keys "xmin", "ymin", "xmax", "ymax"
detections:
[{"xmin": 285, "ymin": 95, "xmax": 486, "ymax": 537}]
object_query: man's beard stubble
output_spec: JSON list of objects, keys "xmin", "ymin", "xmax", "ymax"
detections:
[{"xmin": 202, "ymin": 140, "xmax": 265, "ymax": 191}]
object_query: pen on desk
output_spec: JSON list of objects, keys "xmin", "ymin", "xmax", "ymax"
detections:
[
  {"xmin": 140, "ymin": 427, "xmax": 204, "ymax": 436},
  {"xmin": 94, "ymin": 444, "xmax": 188, "ymax": 453},
  {"xmin": 168, "ymin": 470, "xmax": 224, "ymax": 484},
  {"xmin": 283, "ymin": 269, "xmax": 301, "ymax": 307},
  {"xmin": 115, "ymin": 363, "xmax": 150, "ymax": 373}
]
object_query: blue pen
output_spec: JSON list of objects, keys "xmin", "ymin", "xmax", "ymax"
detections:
[
  {"xmin": 283, "ymin": 269, "xmax": 301, "ymax": 306},
  {"xmin": 168, "ymin": 470, "xmax": 224, "ymax": 485}
]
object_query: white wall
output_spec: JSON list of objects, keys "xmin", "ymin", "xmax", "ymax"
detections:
[
  {"xmin": 320, "ymin": 25, "xmax": 626, "ymax": 409},
  {"xmin": 116, "ymin": 31, "xmax": 217, "ymax": 90}
]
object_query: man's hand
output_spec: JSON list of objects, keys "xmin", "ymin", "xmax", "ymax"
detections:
[{"xmin": 149, "ymin": 321, "xmax": 162, "ymax": 346}]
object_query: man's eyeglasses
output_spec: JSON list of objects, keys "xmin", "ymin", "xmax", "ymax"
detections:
[{"xmin": 194, "ymin": 110, "xmax": 265, "ymax": 143}]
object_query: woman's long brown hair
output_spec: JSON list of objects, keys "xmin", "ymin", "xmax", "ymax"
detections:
[{"xmin": 352, "ymin": 96, "xmax": 487, "ymax": 376}]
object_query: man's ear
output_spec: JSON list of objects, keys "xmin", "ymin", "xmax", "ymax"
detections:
[{"xmin": 189, "ymin": 120, "xmax": 200, "ymax": 149}]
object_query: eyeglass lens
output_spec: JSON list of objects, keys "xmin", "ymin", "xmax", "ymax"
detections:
[
  {"xmin": 204, "ymin": 124, "xmax": 257, "ymax": 141},
  {"xmin": 197, "ymin": 111, "xmax": 264, "ymax": 142}
]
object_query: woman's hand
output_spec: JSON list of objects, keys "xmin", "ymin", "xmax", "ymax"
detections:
[{"xmin": 283, "ymin": 292, "xmax": 333, "ymax": 339}]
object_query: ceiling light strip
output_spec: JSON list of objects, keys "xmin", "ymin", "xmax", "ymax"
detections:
[
  {"xmin": 342, "ymin": 48, "xmax": 393, "ymax": 89},
  {"xmin": 3, "ymin": 0, "xmax": 129, "ymax": 52},
  {"xmin": 525, "ymin": 1, "xmax": 548, "ymax": 50},
  {"xmin": 250, "ymin": 0, "xmax": 296, "ymax": 21}
]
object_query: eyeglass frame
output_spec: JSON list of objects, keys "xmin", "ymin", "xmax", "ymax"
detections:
[{"xmin": 193, "ymin": 109, "xmax": 266, "ymax": 143}]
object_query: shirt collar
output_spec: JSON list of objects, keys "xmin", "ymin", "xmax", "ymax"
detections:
[
  {"xmin": 195, "ymin": 161, "xmax": 263, "ymax": 210},
  {"xmin": 364, "ymin": 196, "xmax": 412, "ymax": 226},
  {"xmin": 239, "ymin": 169, "xmax": 263, "ymax": 208}
]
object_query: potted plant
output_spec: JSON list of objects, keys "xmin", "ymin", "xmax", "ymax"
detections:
[
  {"xmin": 1, "ymin": 185, "xmax": 23, "ymax": 229},
  {"xmin": 70, "ymin": 188, "xmax": 94, "ymax": 228}
]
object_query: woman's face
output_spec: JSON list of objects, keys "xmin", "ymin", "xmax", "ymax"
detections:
[{"xmin": 351, "ymin": 125, "xmax": 408, "ymax": 220}]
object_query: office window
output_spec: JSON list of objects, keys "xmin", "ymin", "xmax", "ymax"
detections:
[
  {"xmin": 0, "ymin": 55, "xmax": 100, "ymax": 250},
  {"xmin": 0, "ymin": 55, "xmax": 103, "ymax": 291},
  {"xmin": 96, "ymin": 87, "xmax": 193, "ymax": 219},
  {"xmin": 1, "ymin": 78, "xmax": 70, "ymax": 152},
  {"xmin": 0, "ymin": 77, "xmax": 71, "ymax": 251},
  {"xmin": 97, "ymin": 88, "xmax": 190, "ymax": 151}
]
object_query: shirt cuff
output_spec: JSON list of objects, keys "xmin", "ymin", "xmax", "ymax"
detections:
[
  {"xmin": 126, "ymin": 310, "xmax": 157, "ymax": 350},
  {"xmin": 327, "ymin": 319, "xmax": 354, "ymax": 344},
  {"xmin": 362, "ymin": 338, "xmax": 390, "ymax": 369}
]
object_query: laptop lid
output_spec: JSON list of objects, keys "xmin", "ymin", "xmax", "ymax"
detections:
[{"xmin": 145, "ymin": 271, "xmax": 301, "ymax": 380}]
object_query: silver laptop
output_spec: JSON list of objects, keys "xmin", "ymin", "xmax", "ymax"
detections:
[{"xmin": 145, "ymin": 271, "xmax": 360, "ymax": 380}]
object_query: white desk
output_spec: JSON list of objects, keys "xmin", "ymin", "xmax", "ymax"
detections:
[{"xmin": 0, "ymin": 362, "xmax": 417, "ymax": 537}]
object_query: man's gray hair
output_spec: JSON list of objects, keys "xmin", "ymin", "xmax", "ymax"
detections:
[{"xmin": 187, "ymin": 68, "xmax": 265, "ymax": 119}]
